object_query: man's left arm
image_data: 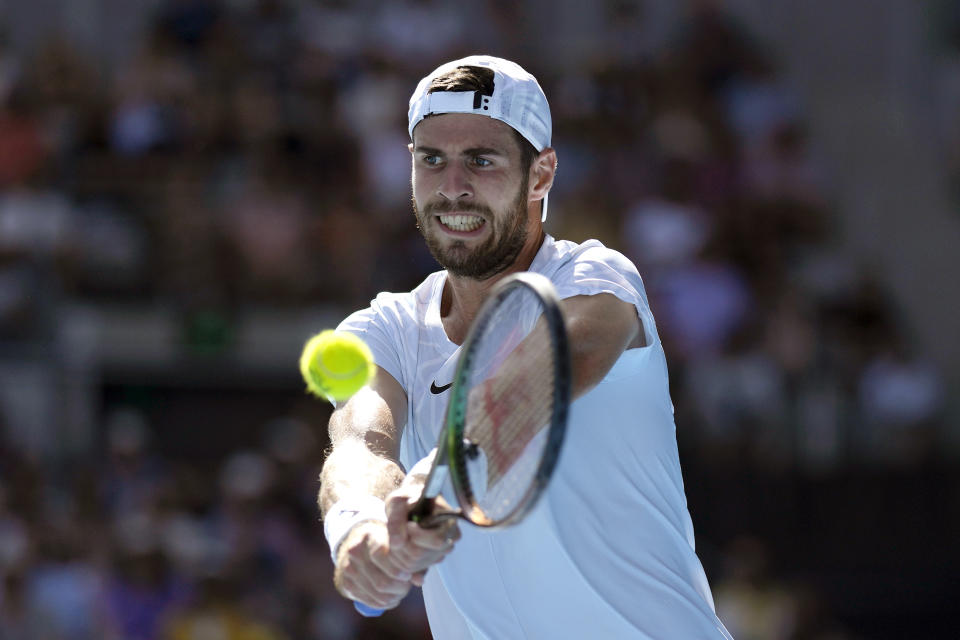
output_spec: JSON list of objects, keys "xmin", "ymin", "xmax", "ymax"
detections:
[
  {"xmin": 561, "ymin": 292, "xmax": 644, "ymax": 399},
  {"xmin": 461, "ymin": 291, "xmax": 643, "ymax": 486}
]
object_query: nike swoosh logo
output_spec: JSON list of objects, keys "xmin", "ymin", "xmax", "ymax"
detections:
[{"xmin": 430, "ymin": 381, "xmax": 453, "ymax": 394}]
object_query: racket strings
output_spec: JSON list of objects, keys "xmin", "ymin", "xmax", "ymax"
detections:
[{"xmin": 462, "ymin": 316, "xmax": 557, "ymax": 521}]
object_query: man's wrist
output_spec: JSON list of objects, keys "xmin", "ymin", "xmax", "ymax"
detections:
[{"xmin": 323, "ymin": 495, "xmax": 388, "ymax": 565}]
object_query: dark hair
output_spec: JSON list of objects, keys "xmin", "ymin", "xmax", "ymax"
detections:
[{"xmin": 426, "ymin": 65, "xmax": 539, "ymax": 174}]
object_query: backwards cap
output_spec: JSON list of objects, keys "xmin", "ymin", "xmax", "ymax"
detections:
[{"xmin": 407, "ymin": 55, "xmax": 553, "ymax": 221}]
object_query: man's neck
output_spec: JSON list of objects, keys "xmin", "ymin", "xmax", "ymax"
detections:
[{"xmin": 439, "ymin": 232, "xmax": 546, "ymax": 344}]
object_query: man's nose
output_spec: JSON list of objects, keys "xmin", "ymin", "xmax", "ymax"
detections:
[{"xmin": 437, "ymin": 163, "xmax": 473, "ymax": 202}]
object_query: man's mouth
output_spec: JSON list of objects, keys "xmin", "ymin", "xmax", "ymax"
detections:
[{"xmin": 437, "ymin": 214, "xmax": 485, "ymax": 232}]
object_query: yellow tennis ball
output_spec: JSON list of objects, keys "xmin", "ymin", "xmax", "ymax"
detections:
[{"xmin": 299, "ymin": 330, "xmax": 375, "ymax": 402}]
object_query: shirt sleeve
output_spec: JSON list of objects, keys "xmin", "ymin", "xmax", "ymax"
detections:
[
  {"xmin": 544, "ymin": 241, "xmax": 658, "ymax": 342},
  {"xmin": 336, "ymin": 292, "xmax": 410, "ymax": 394}
]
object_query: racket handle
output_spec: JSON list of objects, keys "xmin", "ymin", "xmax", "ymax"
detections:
[{"xmin": 354, "ymin": 601, "xmax": 384, "ymax": 617}]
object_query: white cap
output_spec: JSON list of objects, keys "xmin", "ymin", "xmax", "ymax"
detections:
[{"xmin": 408, "ymin": 55, "xmax": 553, "ymax": 221}]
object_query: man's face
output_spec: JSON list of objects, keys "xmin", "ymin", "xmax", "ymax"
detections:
[{"xmin": 410, "ymin": 113, "xmax": 534, "ymax": 280}]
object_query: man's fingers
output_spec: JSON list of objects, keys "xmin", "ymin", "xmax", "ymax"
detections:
[
  {"xmin": 367, "ymin": 540, "xmax": 413, "ymax": 581},
  {"xmin": 385, "ymin": 492, "xmax": 413, "ymax": 545},
  {"xmin": 406, "ymin": 518, "xmax": 461, "ymax": 551},
  {"xmin": 379, "ymin": 484, "xmax": 461, "ymax": 576},
  {"xmin": 341, "ymin": 573, "xmax": 408, "ymax": 610},
  {"xmin": 336, "ymin": 538, "xmax": 411, "ymax": 609}
]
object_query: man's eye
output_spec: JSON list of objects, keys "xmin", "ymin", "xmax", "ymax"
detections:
[
  {"xmin": 472, "ymin": 157, "xmax": 492, "ymax": 167},
  {"xmin": 423, "ymin": 155, "xmax": 440, "ymax": 165}
]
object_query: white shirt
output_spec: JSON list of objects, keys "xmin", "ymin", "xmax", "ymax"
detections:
[{"xmin": 338, "ymin": 235, "xmax": 733, "ymax": 639}]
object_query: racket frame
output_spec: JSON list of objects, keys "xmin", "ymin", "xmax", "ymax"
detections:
[{"xmin": 411, "ymin": 272, "xmax": 571, "ymax": 528}]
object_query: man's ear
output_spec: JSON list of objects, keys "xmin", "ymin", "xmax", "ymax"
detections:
[{"xmin": 529, "ymin": 148, "xmax": 557, "ymax": 204}]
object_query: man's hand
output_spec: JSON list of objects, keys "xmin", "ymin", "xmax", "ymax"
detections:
[
  {"xmin": 332, "ymin": 468, "xmax": 461, "ymax": 610},
  {"xmin": 383, "ymin": 473, "xmax": 461, "ymax": 587},
  {"xmin": 333, "ymin": 520, "xmax": 414, "ymax": 610}
]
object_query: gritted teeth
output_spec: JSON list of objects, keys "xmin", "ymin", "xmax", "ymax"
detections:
[{"xmin": 438, "ymin": 214, "xmax": 484, "ymax": 232}]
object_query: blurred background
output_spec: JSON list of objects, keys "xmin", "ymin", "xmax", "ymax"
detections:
[{"xmin": 0, "ymin": 0, "xmax": 957, "ymax": 638}]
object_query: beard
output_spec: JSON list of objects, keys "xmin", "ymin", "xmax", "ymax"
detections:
[{"xmin": 413, "ymin": 174, "xmax": 529, "ymax": 280}]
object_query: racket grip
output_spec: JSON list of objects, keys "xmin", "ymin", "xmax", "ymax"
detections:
[{"xmin": 354, "ymin": 601, "xmax": 384, "ymax": 617}]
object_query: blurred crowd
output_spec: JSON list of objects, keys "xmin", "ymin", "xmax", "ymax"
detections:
[
  {"xmin": 0, "ymin": 0, "xmax": 952, "ymax": 638},
  {"xmin": 938, "ymin": 0, "xmax": 960, "ymax": 200}
]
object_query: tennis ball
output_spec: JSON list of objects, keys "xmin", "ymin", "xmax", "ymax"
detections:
[{"xmin": 299, "ymin": 330, "xmax": 375, "ymax": 402}]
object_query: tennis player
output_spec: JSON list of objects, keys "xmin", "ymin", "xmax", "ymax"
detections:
[{"xmin": 319, "ymin": 55, "xmax": 733, "ymax": 638}]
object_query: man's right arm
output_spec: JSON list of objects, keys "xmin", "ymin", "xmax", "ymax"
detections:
[
  {"xmin": 318, "ymin": 365, "xmax": 414, "ymax": 610},
  {"xmin": 319, "ymin": 365, "xmax": 408, "ymax": 514},
  {"xmin": 318, "ymin": 365, "xmax": 459, "ymax": 610}
]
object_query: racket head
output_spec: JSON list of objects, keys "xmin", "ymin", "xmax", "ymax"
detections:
[{"xmin": 443, "ymin": 272, "xmax": 570, "ymax": 528}]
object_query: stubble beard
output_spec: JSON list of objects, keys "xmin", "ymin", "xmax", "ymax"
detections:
[{"xmin": 413, "ymin": 174, "xmax": 529, "ymax": 280}]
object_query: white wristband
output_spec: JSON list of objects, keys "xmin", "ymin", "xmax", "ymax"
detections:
[{"xmin": 323, "ymin": 496, "xmax": 388, "ymax": 565}]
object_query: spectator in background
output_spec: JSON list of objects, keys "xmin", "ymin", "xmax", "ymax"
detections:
[
  {"xmin": 721, "ymin": 53, "xmax": 800, "ymax": 151},
  {"xmin": 219, "ymin": 174, "xmax": 319, "ymax": 304},
  {"xmin": 371, "ymin": 0, "xmax": 470, "ymax": 70},
  {"xmin": 650, "ymin": 240, "xmax": 754, "ymax": 363},
  {"xmin": 741, "ymin": 121, "xmax": 827, "ymax": 210},
  {"xmin": 856, "ymin": 332, "xmax": 944, "ymax": 466},
  {"xmin": 1, "ymin": 569, "xmax": 59, "ymax": 639},
  {"xmin": 0, "ymin": 70, "xmax": 76, "ymax": 342},
  {"xmin": 100, "ymin": 407, "xmax": 167, "ymax": 517},
  {"xmin": 0, "ymin": 87, "xmax": 47, "ymax": 187},
  {"xmin": 714, "ymin": 536, "xmax": 799, "ymax": 640},
  {"xmin": 622, "ymin": 158, "xmax": 714, "ymax": 279},
  {"xmin": 0, "ymin": 482, "xmax": 55, "ymax": 639},
  {"xmin": 108, "ymin": 32, "xmax": 194, "ymax": 157},
  {"xmin": 714, "ymin": 537, "xmax": 855, "ymax": 640},
  {"xmin": 681, "ymin": 326, "xmax": 790, "ymax": 467},
  {"xmin": 22, "ymin": 523, "xmax": 104, "ymax": 640},
  {"xmin": 101, "ymin": 512, "xmax": 192, "ymax": 640},
  {"xmin": 163, "ymin": 573, "xmax": 288, "ymax": 640}
]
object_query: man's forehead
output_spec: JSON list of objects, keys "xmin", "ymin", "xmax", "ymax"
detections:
[{"xmin": 412, "ymin": 113, "xmax": 519, "ymax": 152}]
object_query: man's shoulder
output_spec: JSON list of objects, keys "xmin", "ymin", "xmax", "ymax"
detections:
[
  {"xmin": 365, "ymin": 270, "xmax": 444, "ymax": 317},
  {"xmin": 337, "ymin": 270, "xmax": 445, "ymax": 358},
  {"xmin": 541, "ymin": 236, "xmax": 639, "ymax": 276}
]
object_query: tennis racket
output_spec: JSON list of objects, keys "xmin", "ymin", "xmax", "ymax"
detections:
[{"xmin": 356, "ymin": 271, "xmax": 571, "ymax": 616}]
